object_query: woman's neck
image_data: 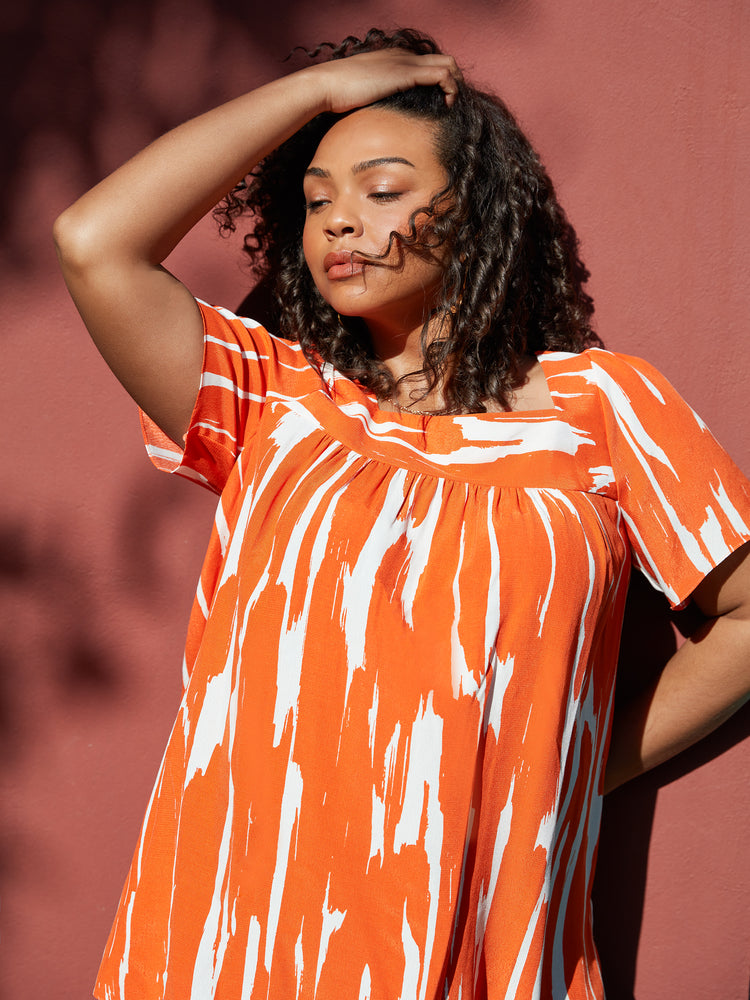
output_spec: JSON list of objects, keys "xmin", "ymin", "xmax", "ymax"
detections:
[
  {"xmin": 368, "ymin": 303, "xmax": 456, "ymax": 369},
  {"xmin": 366, "ymin": 318, "xmax": 430, "ymax": 376},
  {"xmin": 365, "ymin": 314, "xmax": 447, "ymax": 412}
]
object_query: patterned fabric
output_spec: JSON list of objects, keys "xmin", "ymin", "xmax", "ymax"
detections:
[{"xmin": 95, "ymin": 301, "xmax": 750, "ymax": 1000}]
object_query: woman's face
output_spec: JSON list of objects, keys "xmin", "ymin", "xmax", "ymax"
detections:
[{"xmin": 302, "ymin": 107, "xmax": 449, "ymax": 334}]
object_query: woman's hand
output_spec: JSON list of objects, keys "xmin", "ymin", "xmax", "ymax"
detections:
[{"xmin": 304, "ymin": 49, "xmax": 462, "ymax": 114}]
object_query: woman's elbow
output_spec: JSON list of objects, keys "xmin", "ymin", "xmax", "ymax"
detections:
[{"xmin": 53, "ymin": 202, "xmax": 116, "ymax": 279}]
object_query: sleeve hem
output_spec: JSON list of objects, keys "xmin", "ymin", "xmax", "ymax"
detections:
[
  {"xmin": 668, "ymin": 533, "xmax": 750, "ymax": 610},
  {"xmin": 138, "ymin": 301, "xmax": 236, "ymax": 495}
]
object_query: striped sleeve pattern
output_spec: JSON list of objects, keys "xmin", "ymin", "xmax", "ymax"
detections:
[
  {"xmin": 589, "ymin": 350, "xmax": 750, "ymax": 606},
  {"xmin": 141, "ymin": 301, "xmax": 293, "ymax": 494}
]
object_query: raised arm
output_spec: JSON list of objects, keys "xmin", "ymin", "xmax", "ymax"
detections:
[
  {"xmin": 53, "ymin": 50, "xmax": 460, "ymax": 444},
  {"xmin": 604, "ymin": 541, "xmax": 750, "ymax": 792}
]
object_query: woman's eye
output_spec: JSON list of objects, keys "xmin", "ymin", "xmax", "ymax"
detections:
[
  {"xmin": 304, "ymin": 198, "xmax": 329, "ymax": 213},
  {"xmin": 370, "ymin": 191, "xmax": 402, "ymax": 203}
]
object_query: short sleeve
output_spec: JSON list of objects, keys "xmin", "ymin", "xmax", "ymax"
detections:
[
  {"xmin": 590, "ymin": 350, "xmax": 750, "ymax": 607},
  {"xmin": 141, "ymin": 300, "xmax": 283, "ymax": 495}
]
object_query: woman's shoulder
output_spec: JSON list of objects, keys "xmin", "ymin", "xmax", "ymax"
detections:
[
  {"xmin": 540, "ymin": 345, "xmax": 657, "ymax": 374},
  {"xmin": 193, "ymin": 298, "xmax": 326, "ymax": 409},
  {"xmin": 540, "ymin": 346, "xmax": 676, "ymax": 404},
  {"xmin": 197, "ymin": 298, "xmax": 311, "ymax": 371}
]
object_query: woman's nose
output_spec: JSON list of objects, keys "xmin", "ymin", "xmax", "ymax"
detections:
[{"xmin": 323, "ymin": 199, "xmax": 363, "ymax": 239}]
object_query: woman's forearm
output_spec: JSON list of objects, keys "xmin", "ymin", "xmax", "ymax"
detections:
[
  {"xmin": 604, "ymin": 609, "xmax": 750, "ymax": 792},
  {"xmin": 53, "ymin": 70, "xmax": 330, "ymax": 268},
  {"xmin": 50, "ymin": 70, "xmax": 333, "ymax": 442}
]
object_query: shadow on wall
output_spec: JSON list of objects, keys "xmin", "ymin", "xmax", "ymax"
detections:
[
  {"xmin": 0, "ymin": 517, "xmax": 122, "ymax": 746},
  {"xmin": 0, "ymin": 0, "xmax": 531, "ymax": 272},
  {"xmin": 0, "ymin": 471, "xmax": 212, "ymax": 753}
]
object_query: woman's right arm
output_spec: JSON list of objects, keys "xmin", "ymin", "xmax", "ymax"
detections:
[{"xmin": 53, "ymin": 50, "xmax": 460, "ymax": 444}]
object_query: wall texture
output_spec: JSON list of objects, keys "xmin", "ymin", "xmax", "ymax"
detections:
[{"xmin": 2, "ymin": 1, "xmax": 748, "ymax": 998}]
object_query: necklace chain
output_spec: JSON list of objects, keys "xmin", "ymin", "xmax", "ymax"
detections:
[
  {"xmin": 390, "ymin": 395, "xmax": 442, "ymax": 416},
  {"xmin": 398, "ymin": 404, "xmax": 439, "ymax": 416}
]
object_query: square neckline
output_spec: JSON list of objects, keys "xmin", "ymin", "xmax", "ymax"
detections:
[{"xmin": 349, "ymin": 353, "xmax": 563, "ymax": 425}]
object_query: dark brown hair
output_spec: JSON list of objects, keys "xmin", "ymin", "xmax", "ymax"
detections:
[{"xmin": 215, "ymin": 28, "xmax": 599, "ymax": 412}]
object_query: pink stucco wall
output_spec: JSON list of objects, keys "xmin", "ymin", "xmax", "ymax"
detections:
[{"xmin": 2, "ymin": 1, "xmax": 748, "ymax": 998}]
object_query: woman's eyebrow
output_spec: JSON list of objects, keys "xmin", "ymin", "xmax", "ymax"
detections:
[
  {"xmin": 352, "ymin": 156, "xmax": 416, "ymax": 174},
  {"xmin": 304, "ymin": 157, "xmax": 416, "ymax": 180}
]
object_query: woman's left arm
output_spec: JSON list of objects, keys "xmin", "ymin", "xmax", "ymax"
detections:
[{"xmin": 604, "ymin": 540, "xmax": 750, "ymax": 793}]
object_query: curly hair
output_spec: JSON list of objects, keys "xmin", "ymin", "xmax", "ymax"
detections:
[{"xmin": 215, "ymin": 27, "xmax": 599, "ymax": 413}]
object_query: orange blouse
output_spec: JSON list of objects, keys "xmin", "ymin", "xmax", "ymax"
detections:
[{"xmin": 95, "ymin": 301, "xmax": 750, "ymax": 1000}]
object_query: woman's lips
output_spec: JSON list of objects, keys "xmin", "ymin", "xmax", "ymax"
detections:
[{"xmin": 323, "ymin": 251, "xmax": 366, "ymax": 280}]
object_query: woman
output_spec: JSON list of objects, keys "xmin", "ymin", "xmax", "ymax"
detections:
[{"xmin": 54, "ymin": 27, "xmax": 750, "ymax": 1000}]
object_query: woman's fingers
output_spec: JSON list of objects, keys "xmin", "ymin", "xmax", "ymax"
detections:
[
  {"xmin": 313, "ymin": 50, "xmax": 463, "ymax": 114},
  {"xmin": 410, "ymin": 53, "xmax": 463, "ymax": 105}
]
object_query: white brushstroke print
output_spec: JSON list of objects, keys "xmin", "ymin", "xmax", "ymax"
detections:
[
  {"xmin": 272, "ymin": 442, "xmax": 359, "ymax": 747},
  {"xmin": 184, "ymin": 666, "xmax": 231, "ymax": 785},
  {"xmin": 399, "ymin": 902, "xmax": 421, "ymax": 1000},
  {"xmin": 474, "ymin": 775, "xmax": 515, "ymax": 990},
  {"xmin": 485, "ymin": 653, "xmax": 515, "ymax": 742},
  {"xmin": 359, "ymin": 964, "xmax": 372, "ymax": 1000},
  {"xmin": 400, "ymin": 480, "xmax": 445, "ymax": 628},
  {"xmin": 338, "ymin": 402, "xmax": 592, "ymax": 465},
  {"xmin": 239, "ymin": 916, "xmax": 261, "ymax": 1000},
  {"xmin": 314, "ymin": 875, "xmax": 347, "ymax": 997},
  {"xmin": 265, "ymin": 760, "xmax": 304, "ymax": 975},
  {"xmin": 589, "ymin": 360, "xmax": 713, "ymax": 575},
  {"xmin": 393, "ymin": 694, "xmax": 444, "ymax": 1000},
  {"xmin": 450, "ymin": 515, "xmax": 477, "ymax": 699},
  {"xmin": 527, "ymin": 489, "xmax": 558, "ymax": 636},
  {"xmin": 339, "ymin": 468, "xmax": 413, "ymax": 704},
  {"xmin": 712, "ymin": 480, "xmax": 750, "ymax": 536},
  {"xmin": 295, "ymin": 920, "xmax": 305, "ymax": 999}
]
